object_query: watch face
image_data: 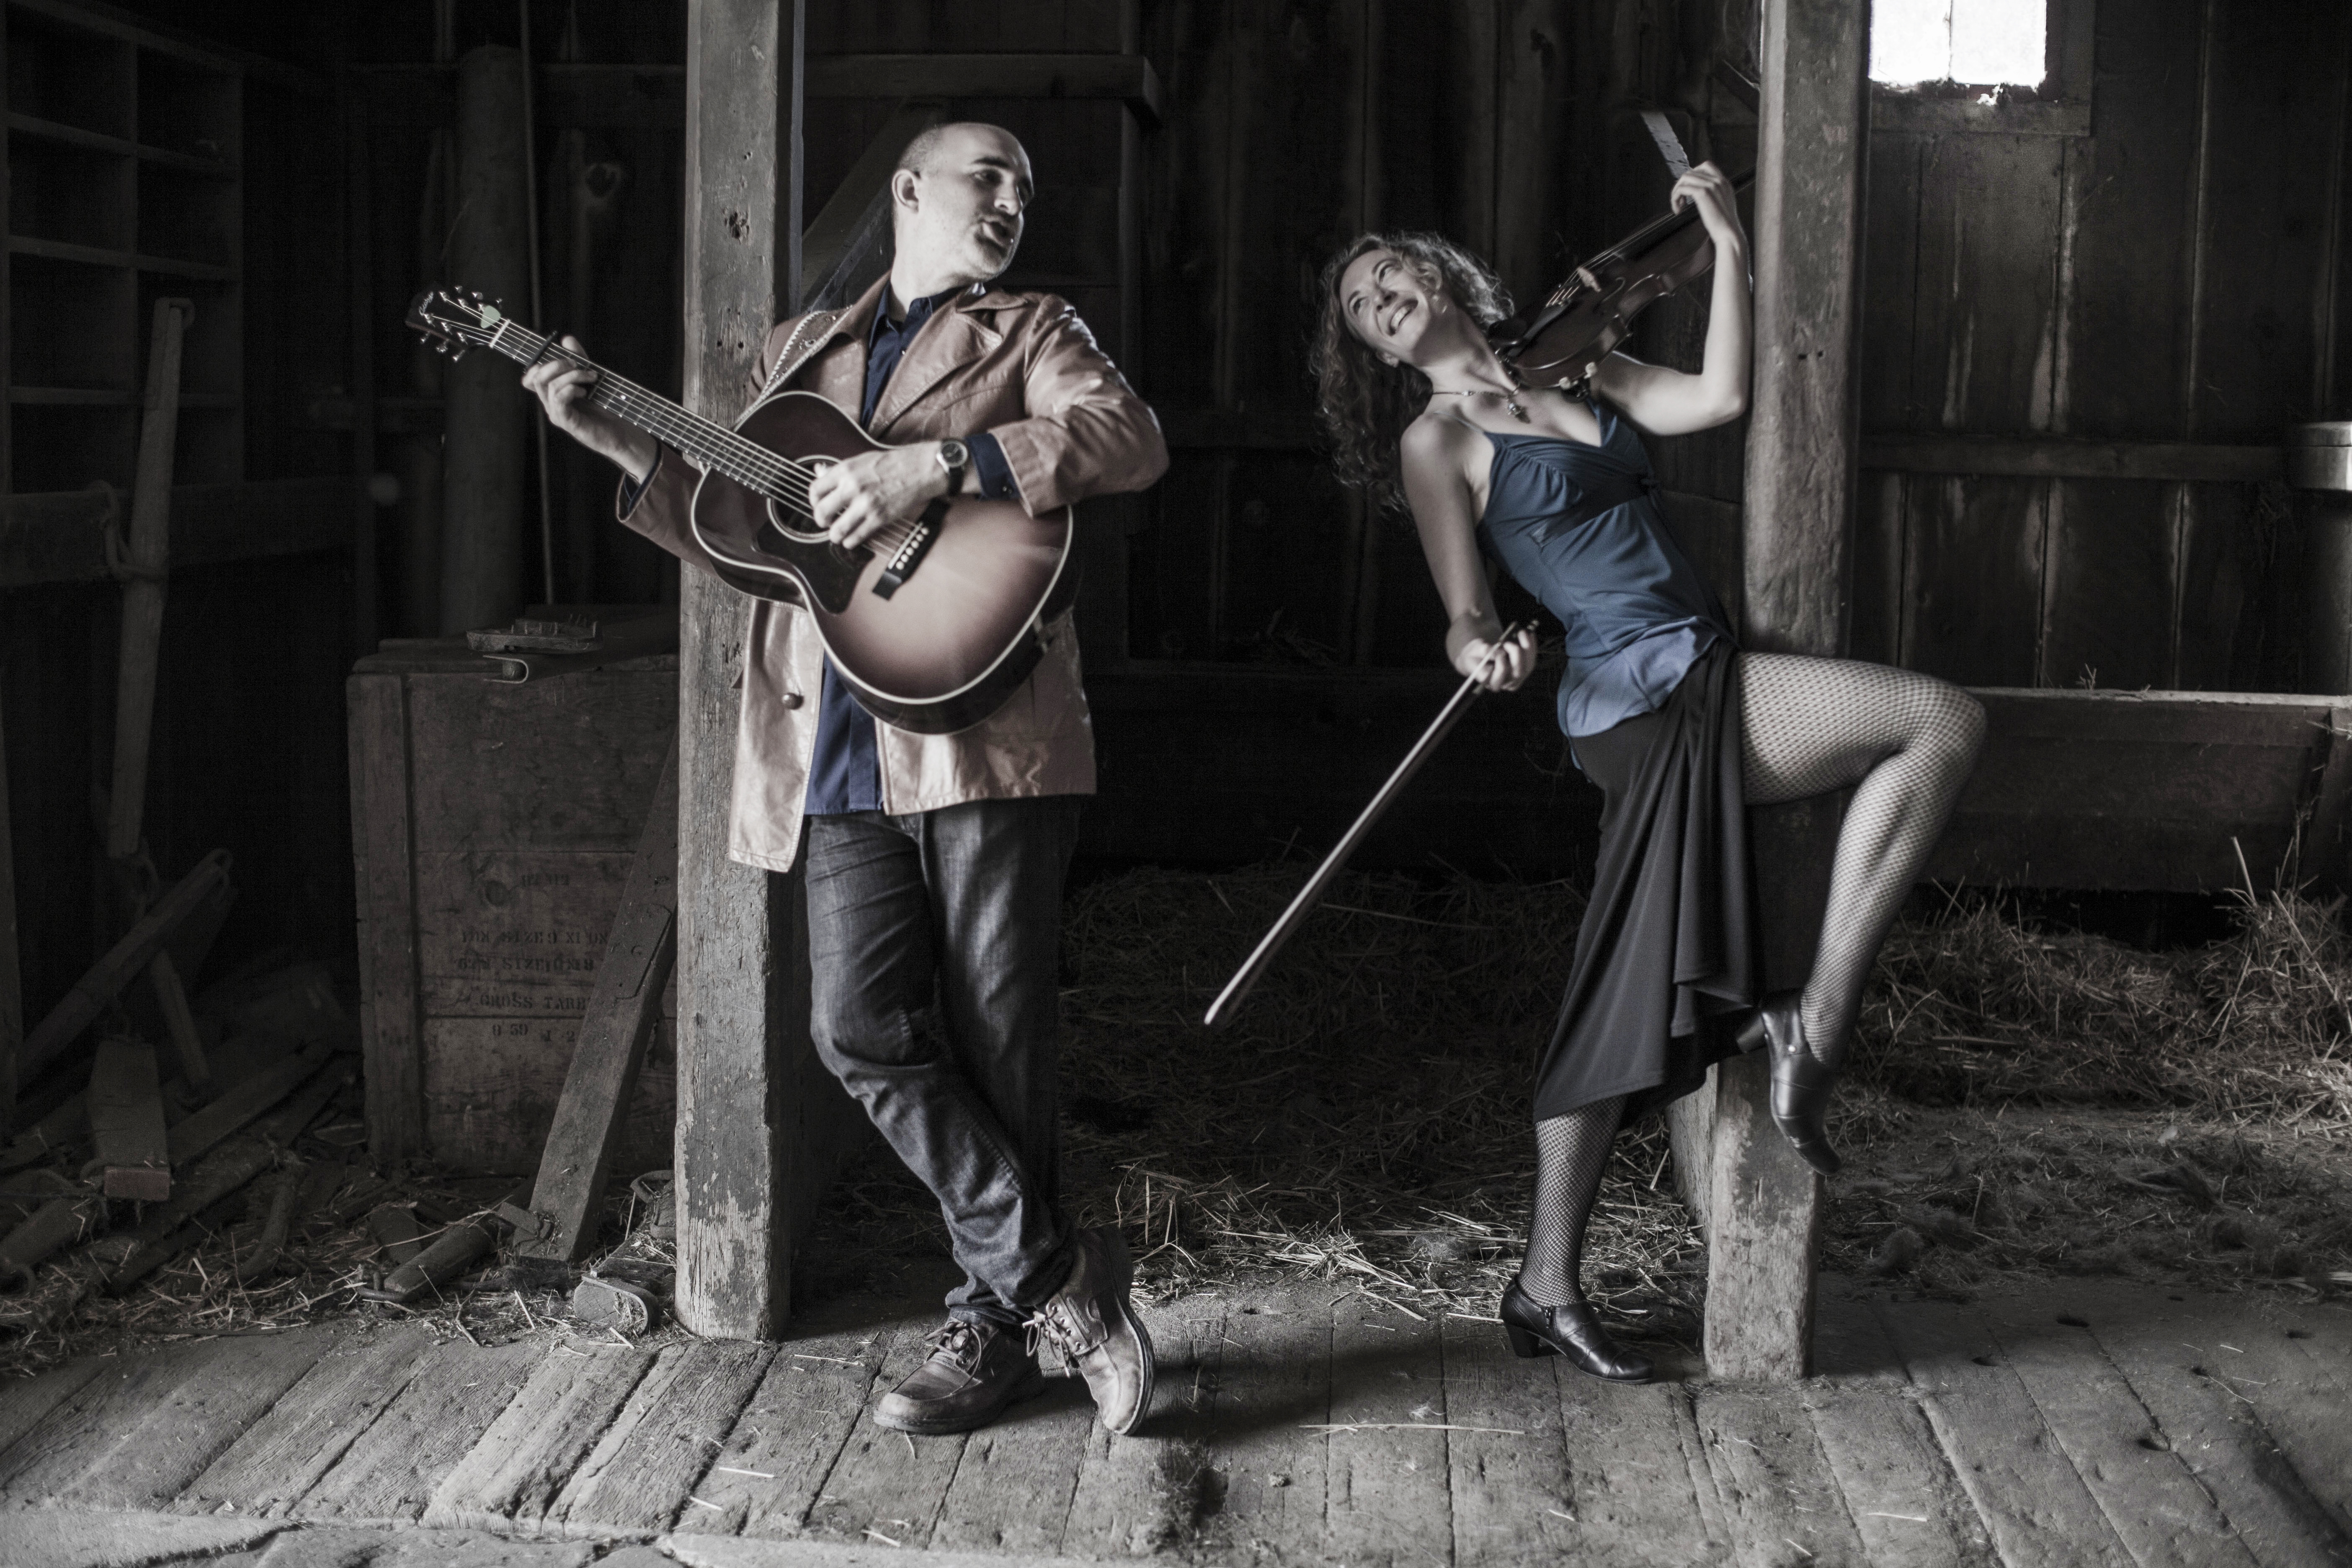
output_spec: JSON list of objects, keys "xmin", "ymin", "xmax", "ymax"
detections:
[{"xmin": 938, "ymin": 438, "xmax": 971, "ymax": 469}]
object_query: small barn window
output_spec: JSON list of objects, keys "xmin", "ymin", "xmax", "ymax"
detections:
[{"xmin": 1870, "ymin": 0, "xmax": 2049, "ymax": 91}]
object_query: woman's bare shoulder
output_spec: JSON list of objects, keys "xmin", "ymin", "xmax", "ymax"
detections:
[{"xmin": 1400, "ymin": 407, "xmax": 1469, "ymax": 460}]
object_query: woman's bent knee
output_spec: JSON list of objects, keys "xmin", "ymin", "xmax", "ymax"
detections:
[{"xmin": 1923, "ymin": 683, "xmax": 1987, "ymax": 765}]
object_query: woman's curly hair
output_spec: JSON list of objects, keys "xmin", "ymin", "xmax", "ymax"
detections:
[{"xmin": 1310, "ymin": 232, "xmax": 1514, "ymax": 520}]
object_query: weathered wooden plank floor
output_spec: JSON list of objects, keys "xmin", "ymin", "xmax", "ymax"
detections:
[{"xmin": 0, "ymin": 1276, "xmax": 2346, "ymax": 1568}]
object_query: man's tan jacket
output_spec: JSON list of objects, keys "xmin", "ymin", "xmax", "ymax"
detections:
[{"xmin": 617, "ymin": 275, "xmax": 1168, "ymax": 872}]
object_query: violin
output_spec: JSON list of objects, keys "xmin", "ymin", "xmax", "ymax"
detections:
[{"xmin": 1488, "ymin": 168, "xmax": 1756, "ymax": 392}]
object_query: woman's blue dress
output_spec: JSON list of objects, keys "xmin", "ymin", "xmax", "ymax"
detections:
[{"xmin": 1458, "ymin": 400, "xmax": 1760, "ymax": 1121}]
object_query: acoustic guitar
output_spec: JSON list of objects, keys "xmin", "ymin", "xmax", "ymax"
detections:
[{"xmin": 406, "ymin": 286, "xmax": 1075, "ymax": 735}]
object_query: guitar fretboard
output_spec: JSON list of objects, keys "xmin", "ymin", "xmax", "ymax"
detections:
[{"xmin": 485, "ymin": 322, "xmax": 813, "ymax": 511}]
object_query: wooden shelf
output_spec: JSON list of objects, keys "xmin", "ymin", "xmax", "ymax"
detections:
[
  {"xmin": 7, "ymin": 0, "xmax": 323, "ymax": 94},
  {"xmin": 4, "ymin": 0, "xmax": 247, "ymax": 490},
  {"xmin": 8, "ymin": 111, "xmax": 231, "ymax": 175},
  {"xmin": 7, "ymin": 235, "xmax": 235, "ymax": 282},
  {"xmin": 10, "ymin": 384, "xmax": 236, "ymax": 406}
]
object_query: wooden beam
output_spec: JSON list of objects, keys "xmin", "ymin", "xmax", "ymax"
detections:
[
  {"xmin": 513, "ymin": 744, "xmax": 678, "ymax": 1269},
  {"xmin": 1868, "ymin": 95, "xmax": 2089, "ymax": 137},
  {"xmin": 103, "ymin": 298, "xmax": 190, "ymax": 872},
  {"xmin": 1157, "ymin": 420, "xmax": 2290, "ymax": 485},
  {"xmin": 1157, "ymin": 410, "xmax": 1321, "ymax": 450},
  {"xmin": 0, "ymin": 1056, "xmax": 351, "ymax": 1335},
  {"xmin": 1084, "ymin": 671, "xmax": 2352, "ymax": 896},
  {"xmin": 165, "ymin": 1039, "xmax": 338, "ymax": 1168},
  {"xmin": 1706, "ymin": 0, "xmax": 1873, "ymax": 1384},
  {"xmin": 18, "ymin": 850, "xmax": 233, "ymax": 1081},
  {"xmin": 88, "ymin": 1037, "xmax": 169, "ymax": 1201},
  {"xmin": 1925, "ymin": 688, "xmax": 2349, "ymax": 892},
  {"xmin": 9, "ymin": 0, "xmax": 328, "ymax": 93},
  {"xmin": 0, "ymin": 685, "xmax": 18, "ymax": 1139},
  {"xmin": 676, "ymin": 0, "xmax": 806, "ymax": 1342},
  {"xmin": 355, "ymin": 64, "xmax": 689, "ymax": 130},
  {"xmin": 1861, "ymin": 433, "xmax": 2282, "ymax": 483},
  {"xmin": 800, "ymin": 101, "xmax": 946, "ymax": 313},
  {"xmin": 806, "ymin": 54, "xmax": 1163, "ymax": 127},
  {"xmin": 0, "ymin": 477, "xmax": 359, "ymax": 588},
  {"xmin": 355, "ymin": 52, "xmax": 1163, "ymax": 130},
  {"xmin": 346, "ymin": 88, "xmax": 378, "ymax": 658},
  {"xmin": 346, "ymin": 674, "xmax": 423, "ymax": 1165}
]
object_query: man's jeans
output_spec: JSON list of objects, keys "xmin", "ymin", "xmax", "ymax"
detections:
[{"xmin": 803, "ymin": 795, "xmax": 1083, "ymax": 1327}]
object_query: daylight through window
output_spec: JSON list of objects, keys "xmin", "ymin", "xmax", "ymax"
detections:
[{"xmin": 1870, "ymin": 0, "xmax": 2047, "ymax": 88}]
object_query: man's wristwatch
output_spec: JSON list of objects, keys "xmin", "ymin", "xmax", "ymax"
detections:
[{"xmin": 935, "ymin": 437, "xmax": 971, "ymax": 496}]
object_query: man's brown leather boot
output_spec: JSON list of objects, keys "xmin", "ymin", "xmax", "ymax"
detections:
[
  {"xmin": 872, "ymin": 1319, "xmax": 1046, "ymax": 1434},
  {"xmin": 1024, "ymin": 1227, "xmax": 1155, "ymax": 1435}
]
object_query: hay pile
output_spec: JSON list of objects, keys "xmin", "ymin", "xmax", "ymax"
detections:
[
  {"xmin": 1851, "ymin": 889, "xmax": 2352, "ymax": 1125},
  {"xmin": 819, "ymin": 867, "xmax": 2352, "ymax": 1326},
  {"xmin": 0, "ymin": 1144, "xmax": 593, "ymax": 1380},
  {"xmin": 17, "ymin": 865, "xmax": 2349, "ymax": 1380},
  {"xmin": 1054, "ymin": 864, "xmax": 1701, "ymax": 1324},
  {"xmin": 815, "ymin": 864, "xmax": 1700, "ymax": 1330}
]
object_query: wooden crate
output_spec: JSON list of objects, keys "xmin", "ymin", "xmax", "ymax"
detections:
[{"xmin": 348, "ymin": 641, "xmax": 677, "ymax": 1173}]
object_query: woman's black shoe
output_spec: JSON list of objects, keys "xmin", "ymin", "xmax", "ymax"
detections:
[
  {"xmin": 1735, "ymin": 989, "xmax": 1841, "ymax": 1175},
  {"xmin": 1499, "ymin": 1279, "xmax": 1653, "ymax": 1382}
]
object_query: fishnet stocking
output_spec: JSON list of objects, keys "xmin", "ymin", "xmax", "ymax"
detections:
[
  {"xmin": 1520, "ymin": 1094, "xmax": 1625, "ymax": 1307},
  {"xmin": 1736, "ymin": 653, "xmax": 1986, "ymax": 1064}
]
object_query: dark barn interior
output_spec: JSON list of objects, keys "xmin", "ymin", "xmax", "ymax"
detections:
[{"xmin": 1, "ymin": 1, "xmax": 2350, "ymax": 1565}]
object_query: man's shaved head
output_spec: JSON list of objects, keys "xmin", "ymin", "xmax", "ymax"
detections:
[
  {"xmin": 885, "ymin": 123, "xmax": 1033, "ymax": 295},
  {"xmin": 897, "ymin": 121, "xmax": 1018, "ymax": 177}
]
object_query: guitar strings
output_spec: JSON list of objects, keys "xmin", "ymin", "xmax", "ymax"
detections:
[
  {"xmin": 503, "ymin": 324, "xmax": 822, "ymax": 501},
  {"xmin": 492, "ymin": 323, "xmax": 931, "ymax": 557}
]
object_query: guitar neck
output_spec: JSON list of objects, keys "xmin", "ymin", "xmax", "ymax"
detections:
[{"xmin": 486, "ymin": 322, "xmax": 794, "ymax": 501}]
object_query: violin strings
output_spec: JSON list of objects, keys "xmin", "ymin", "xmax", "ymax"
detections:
[{"xmin": 1535, "ymin": 200, "xmax": 1705, "ymax": 314}]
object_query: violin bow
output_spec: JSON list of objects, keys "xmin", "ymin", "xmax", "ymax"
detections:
[{"xmin": 1203, "ymin": 625, "xmax": 1530, "ymax": 1031}]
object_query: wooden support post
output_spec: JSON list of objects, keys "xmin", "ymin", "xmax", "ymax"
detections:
[
  {"xmin": 514, "ymin": 743, "xmax": 679, "ymax": 1268},
  {"xmin": 347, "ymin": 88, "xmax": 379, "ymax": 656},
  {"xmin": 88, "ymin": 1037, "xmax": 170, "ymax": 1201},
  {"xmin": 675, "ymin": 0, "xmax": 809, "ymax": 1341},
  {"xmin": 0, "ymin": 686, "xmax": 19, "ymax": 1137},
  {"xmin": 1698, "ymin": 0, "xmax": 1870, "ymax": 1383},
  {"xmin": 106, "ymin": 298, "xmax": 192, "ymax": 872},
  {"xmin": 346, "ymin": 673, "xmax": 423, "ymax": 1166},
  {"xmin": 103, "ymin": 298, "xmax": 214, "ymax": 1098}
]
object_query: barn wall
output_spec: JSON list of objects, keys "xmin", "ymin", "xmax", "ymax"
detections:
[
  {"xmin": 1106, "ymin": 0, "xmax": 2352, "ymax": 694},
  {"xmin": 1853, "ymin": 0, "xmax": 2352, "ymax": 693},
  {"xmin": 3, "ymin": 4, "xmax": 352, "ymax": 1027}
]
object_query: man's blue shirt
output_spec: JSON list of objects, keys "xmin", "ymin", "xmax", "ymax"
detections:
[{"xmin": 805, "ymin": 287, "xmax": 1019, "ymax": 815}]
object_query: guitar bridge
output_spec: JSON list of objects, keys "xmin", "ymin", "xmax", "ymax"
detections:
[{"xmin": 872, "ymin": 498, "xmax": 947, "ymax": 599}]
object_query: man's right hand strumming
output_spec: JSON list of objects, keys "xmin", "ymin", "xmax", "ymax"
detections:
[{"xmin": 521, "ymin": 333, "xmax": 660, "ymax": 483}]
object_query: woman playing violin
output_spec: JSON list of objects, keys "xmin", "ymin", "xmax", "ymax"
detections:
[{"xmin": 1311, "ymin": 162, "xmax": 1985, "ymax": 1382}]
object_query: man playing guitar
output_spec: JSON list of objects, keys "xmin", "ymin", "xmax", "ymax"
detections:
[{"xmin": 524, "ymin": 122, "xmax": 1168, "ymax": 1436}]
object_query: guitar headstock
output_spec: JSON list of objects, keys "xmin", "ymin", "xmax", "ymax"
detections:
[{"xmin": 406, "ymin": 286, "xmax": 511, "ymax": 361}]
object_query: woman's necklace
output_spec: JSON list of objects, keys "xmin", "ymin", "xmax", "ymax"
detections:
[{"xmin": 1431, "ymin": 366, "xmax": 1536, "ymax": 422}]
